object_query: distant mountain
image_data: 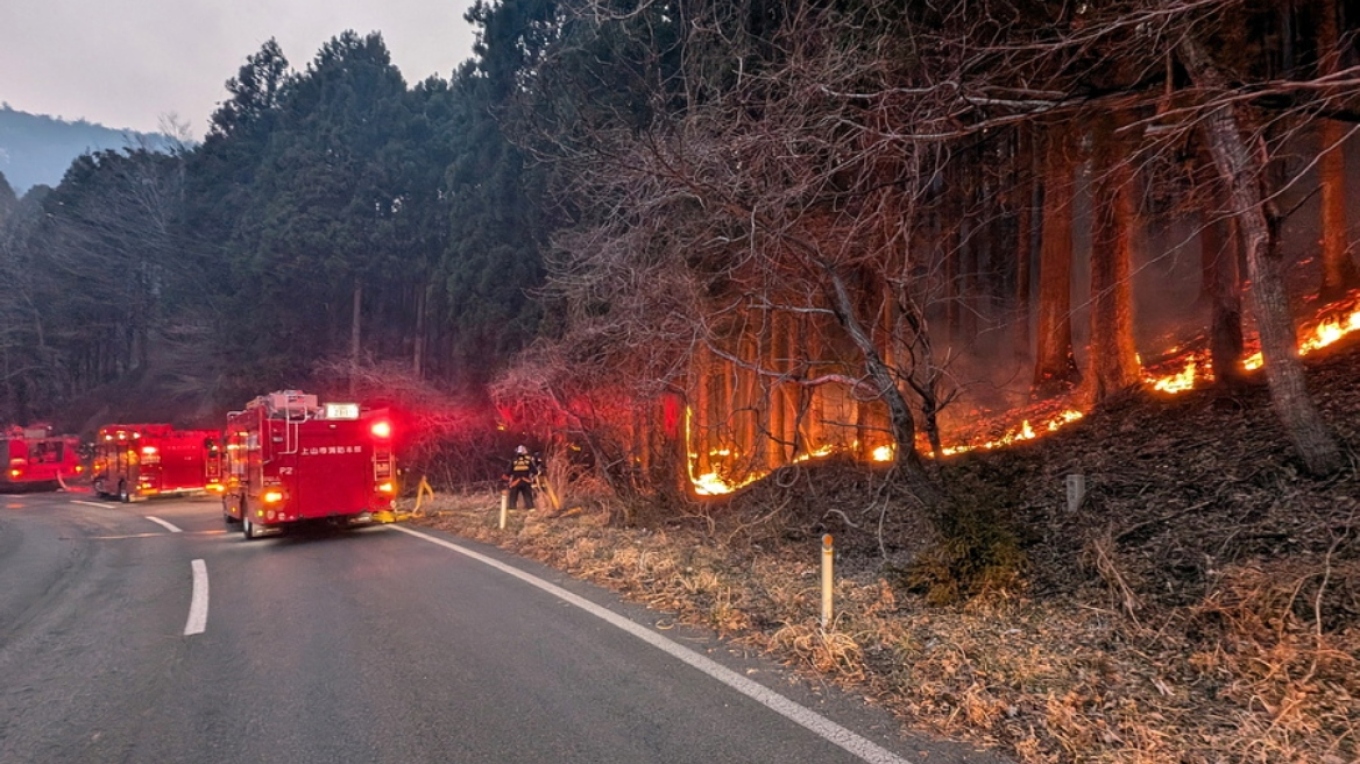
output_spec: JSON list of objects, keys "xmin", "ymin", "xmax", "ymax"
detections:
[{"xmin": 0, "ymin": 104, "xmax": 177, "ymax": 195}]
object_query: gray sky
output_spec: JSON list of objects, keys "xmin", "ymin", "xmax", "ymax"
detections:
[{"xmin": 0, "ymin": 1, "xmax": 480, "ymax": 137}]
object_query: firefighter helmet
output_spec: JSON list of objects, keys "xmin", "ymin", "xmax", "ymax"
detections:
[{"xmin": 516, "ymin": 445, "xmax": 528, "ymax": 455}]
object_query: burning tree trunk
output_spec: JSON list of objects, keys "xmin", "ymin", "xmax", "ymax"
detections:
[
  {"xmin": 822, "ymin": 262, "xmax": 935, "ymax": 494},
  {"xmin": 1087, "ymin": 111, "xmax": 1140, "ymax": 401},
  {"xmin": 1014, "ymin": 126, "xmax": 1038, "ymax": 360},
  {"xmin": 1178, "ymin": 36, "xmax": 1343, "ymax": 476},
  {"xmin": 1201, "ymin": 198, "xmax": 1246, "ymax": 389},
  {"xmin": 958, "ymin": 177, "xmax": 980, "ymax": 343},
  {"xmin": 736, "ymin": 331, "xmax": 758, "ymax": 466},
  {"xmin": 766, "ymin": 309, "xmax": 793, "ymax": 466},
  {"xmin": 900, "ymin": 301, "xmax": 946, "ymax": 459},
  {"xmin": 1034, "ymin": 121, "xmax": 1080, "ymax": 393},
  {"xmin": 942, "ymin": 204, "xmax": 962, "ymax": 345},
  {"xmin": 693, "ymin": 343, "xmax": 713, "ymax": 477},
  {"xmin": 1316, "ymin": 117, "xmax": 1356, "ymax": 300},
  {"xmin": 1315, "ymin": 0, "xmax": 1359, "ymax": 301}
]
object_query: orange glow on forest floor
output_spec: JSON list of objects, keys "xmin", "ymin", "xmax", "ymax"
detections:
[
  {"xmin": 1147, "ymin": 289, "xmax": 1360, "ymax": 392},
  {"xmin": 684, "ymin": 404, "xmax": 1089, "ymax": 496},
  {"xmin": 935, "ymin": 408, "xmax": 1085, "ymax": 458},
  {"xmin": 686, "ymin": 291, "xmax": 1360, "ymax": 495}
]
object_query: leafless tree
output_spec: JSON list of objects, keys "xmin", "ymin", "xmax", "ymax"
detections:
[
  {"xmin": 499, "ymin": 0, "xmax": 1356, "ymax": 497},
  {"xmin": 1176, "ymin": 30, "xmax": 1344, "ymax": 475}
]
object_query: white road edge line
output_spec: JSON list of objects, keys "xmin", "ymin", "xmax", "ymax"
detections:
[
  {"xmin": 184, "ymin": 559, "xmax": 209, "ymax": 636},
  {"xmin": 70, "ymin": 500, "xmax": 110, "ymax": 508},
  {"xmin": 146, "ymin": 516, "xmax": 183, "ymax": 533},
  {"xmin": 390, "ymin": 524, "xmax": 913, "ymax": 764}
]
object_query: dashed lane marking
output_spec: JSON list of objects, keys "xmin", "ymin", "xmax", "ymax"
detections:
[
  {"xmin": 184, "ymin": 559, "xmax": 208, "ymax": 636},
  {"xmin": 145, "ymin": 516, "xmax": 183, "ymax": 533}
]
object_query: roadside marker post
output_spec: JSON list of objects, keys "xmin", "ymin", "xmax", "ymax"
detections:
[
  {"xmin": 1065, "ymin": 474, "xmax": 1086, "ymax": 512},
  {"xmin": 821, "ymin": 534, "xmax": 834, "ymax": 629},
  {"xmin": 499, "ymin": 489, "xmax": 509, "ymax": 530}
]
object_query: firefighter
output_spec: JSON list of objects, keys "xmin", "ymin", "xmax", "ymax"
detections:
[{"xmin": 503, "ymin": 445, "xmax": 539, "ymax": 510}]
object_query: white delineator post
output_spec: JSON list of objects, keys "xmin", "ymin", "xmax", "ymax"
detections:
[
  {"xmin": 821, "ymin": 534, "xmax": 834, "ymax": 629},
  {"xmin": 499, "ymin": 490, "xmax": 509, "ymax": 530},
  {"xmin": 1066, "ymin": 474, "xmax": 1086, "ymax": 513}
]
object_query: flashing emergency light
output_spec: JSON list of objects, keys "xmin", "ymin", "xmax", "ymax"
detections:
[
  {"xmin": 263, "ymin": 490, "xmax": 284, "ymax": 504},
  {"xmin": 377, "ymin": 481, "xmax": 394, "ymax": 494},
  {"xmin": 141, "ymin": 446, "xmax": 158, "ymax": 455},
  {"xmin": 9, "ymin": 469, "xmax": 20, "ymax": 478},
  {"xmin": 370, "ymin": 421, "xmax": 392, "ymax": 439}
]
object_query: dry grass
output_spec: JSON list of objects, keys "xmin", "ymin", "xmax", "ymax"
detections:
[
  {"xmin": 405, "ymin": 346, "xmax": 1360, "ymax": 763},
  {"xmin": 410, "ymin": 489, "xmax": 1358, "ymax": 764}
]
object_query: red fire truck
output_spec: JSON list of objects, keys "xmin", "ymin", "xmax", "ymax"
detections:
[
  {"xmin": 1, "ymin": 424, "xmax": 83, "ymax": 491},
  {"xmin": 92, "ymin": 424, "xmax": 223, "ymax": 502},
  {"xmin": 220, "ymin": 390, "xmax": 396, "ymax": 540}
]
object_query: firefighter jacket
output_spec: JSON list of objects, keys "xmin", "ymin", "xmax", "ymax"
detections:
[{"xmin": 506, "ymin": 453, "xmax": 538, "ymax": 485}]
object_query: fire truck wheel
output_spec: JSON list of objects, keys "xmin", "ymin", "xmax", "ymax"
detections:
[
  {"xmin": 92, "ymin": 478, "xmax": 106, "ymax": 498},
  {"xmin": 222, "ymin": 497, "xmax": 240, "ymax": 525},
  {"xmin": 243, "ymin": 515, "xmax": 258, "ymax": 540},
  {"xmin": 118, "ymin": 481, "xmax": 130, "ymax": 503}
]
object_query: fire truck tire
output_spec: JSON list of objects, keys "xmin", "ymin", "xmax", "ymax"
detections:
[
  {"xmin": 92, "ymin": 478, "xmax": 106, "ymax": 498},
  {"xmin": 243, "ymin": 515, "xmax": 259, "ymax": 540},
  {"xmin": 118, "ymin": 481, "xmax": 130, "ymax": 503}
]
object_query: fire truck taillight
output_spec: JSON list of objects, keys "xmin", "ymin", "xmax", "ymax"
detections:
[
  {"xmin": 141, "ymin": 446, "xmax": 158, "ymax": 455},
  {"xmin": 8, "ymin": 469, "xmax": 20, "ymax": 478},
  {"xmin": 377, "ymin": 481, "xmax": 394, "ymax": 494},
  {"xmin": 370, "ymin": 421, "xmax": 392, "ymax": 439},
  {"xmin": 263, "ymin": 490, "xmax": 284, "ymax": 504}
]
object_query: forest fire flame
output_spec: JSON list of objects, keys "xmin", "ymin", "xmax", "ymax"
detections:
[
  {"xmin": 685, "ymin": 404, "xmax": 1088, "ymax": 495},
  {"xmin": 686, "ymin": 291, "xmax": 1360, "ymax": 496},
  {"xmin": 1146, "ymin": 290, "xmax": 1360, "ymax": 393},
  {"xmin": 684, "ymin": 406, "xmax": 763, "ymax": 496},
  {"xmin": 1145, "ymin": 352, "xmax": 1205, "ymax": 394},
  {"xmin": 936, "ymin": 409, "xmax": 1085, "ymax": 457},
  {"xmin": 1300, "ymin": 308, "xmax": 1360, "ymax": 353}
]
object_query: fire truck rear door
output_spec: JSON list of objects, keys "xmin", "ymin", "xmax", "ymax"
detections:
[{"xmin": 295, "ymin": 423, "xmax": 371, "ymax": 517}]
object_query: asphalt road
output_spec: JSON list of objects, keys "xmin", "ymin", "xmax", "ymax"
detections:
[{"xmin": 0, "ymin": 490, "xmax": 1011, "ymax": 764}]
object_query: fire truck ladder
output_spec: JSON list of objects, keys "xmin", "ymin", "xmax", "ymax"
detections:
[{"xmin": 279, "ymin": 405, "xmax": 311, "ymax": 456}]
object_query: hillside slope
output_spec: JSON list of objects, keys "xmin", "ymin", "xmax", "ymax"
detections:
[{"xmin": 417, "ymin": 338, "xmax": 1360, "ymax": 763}]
